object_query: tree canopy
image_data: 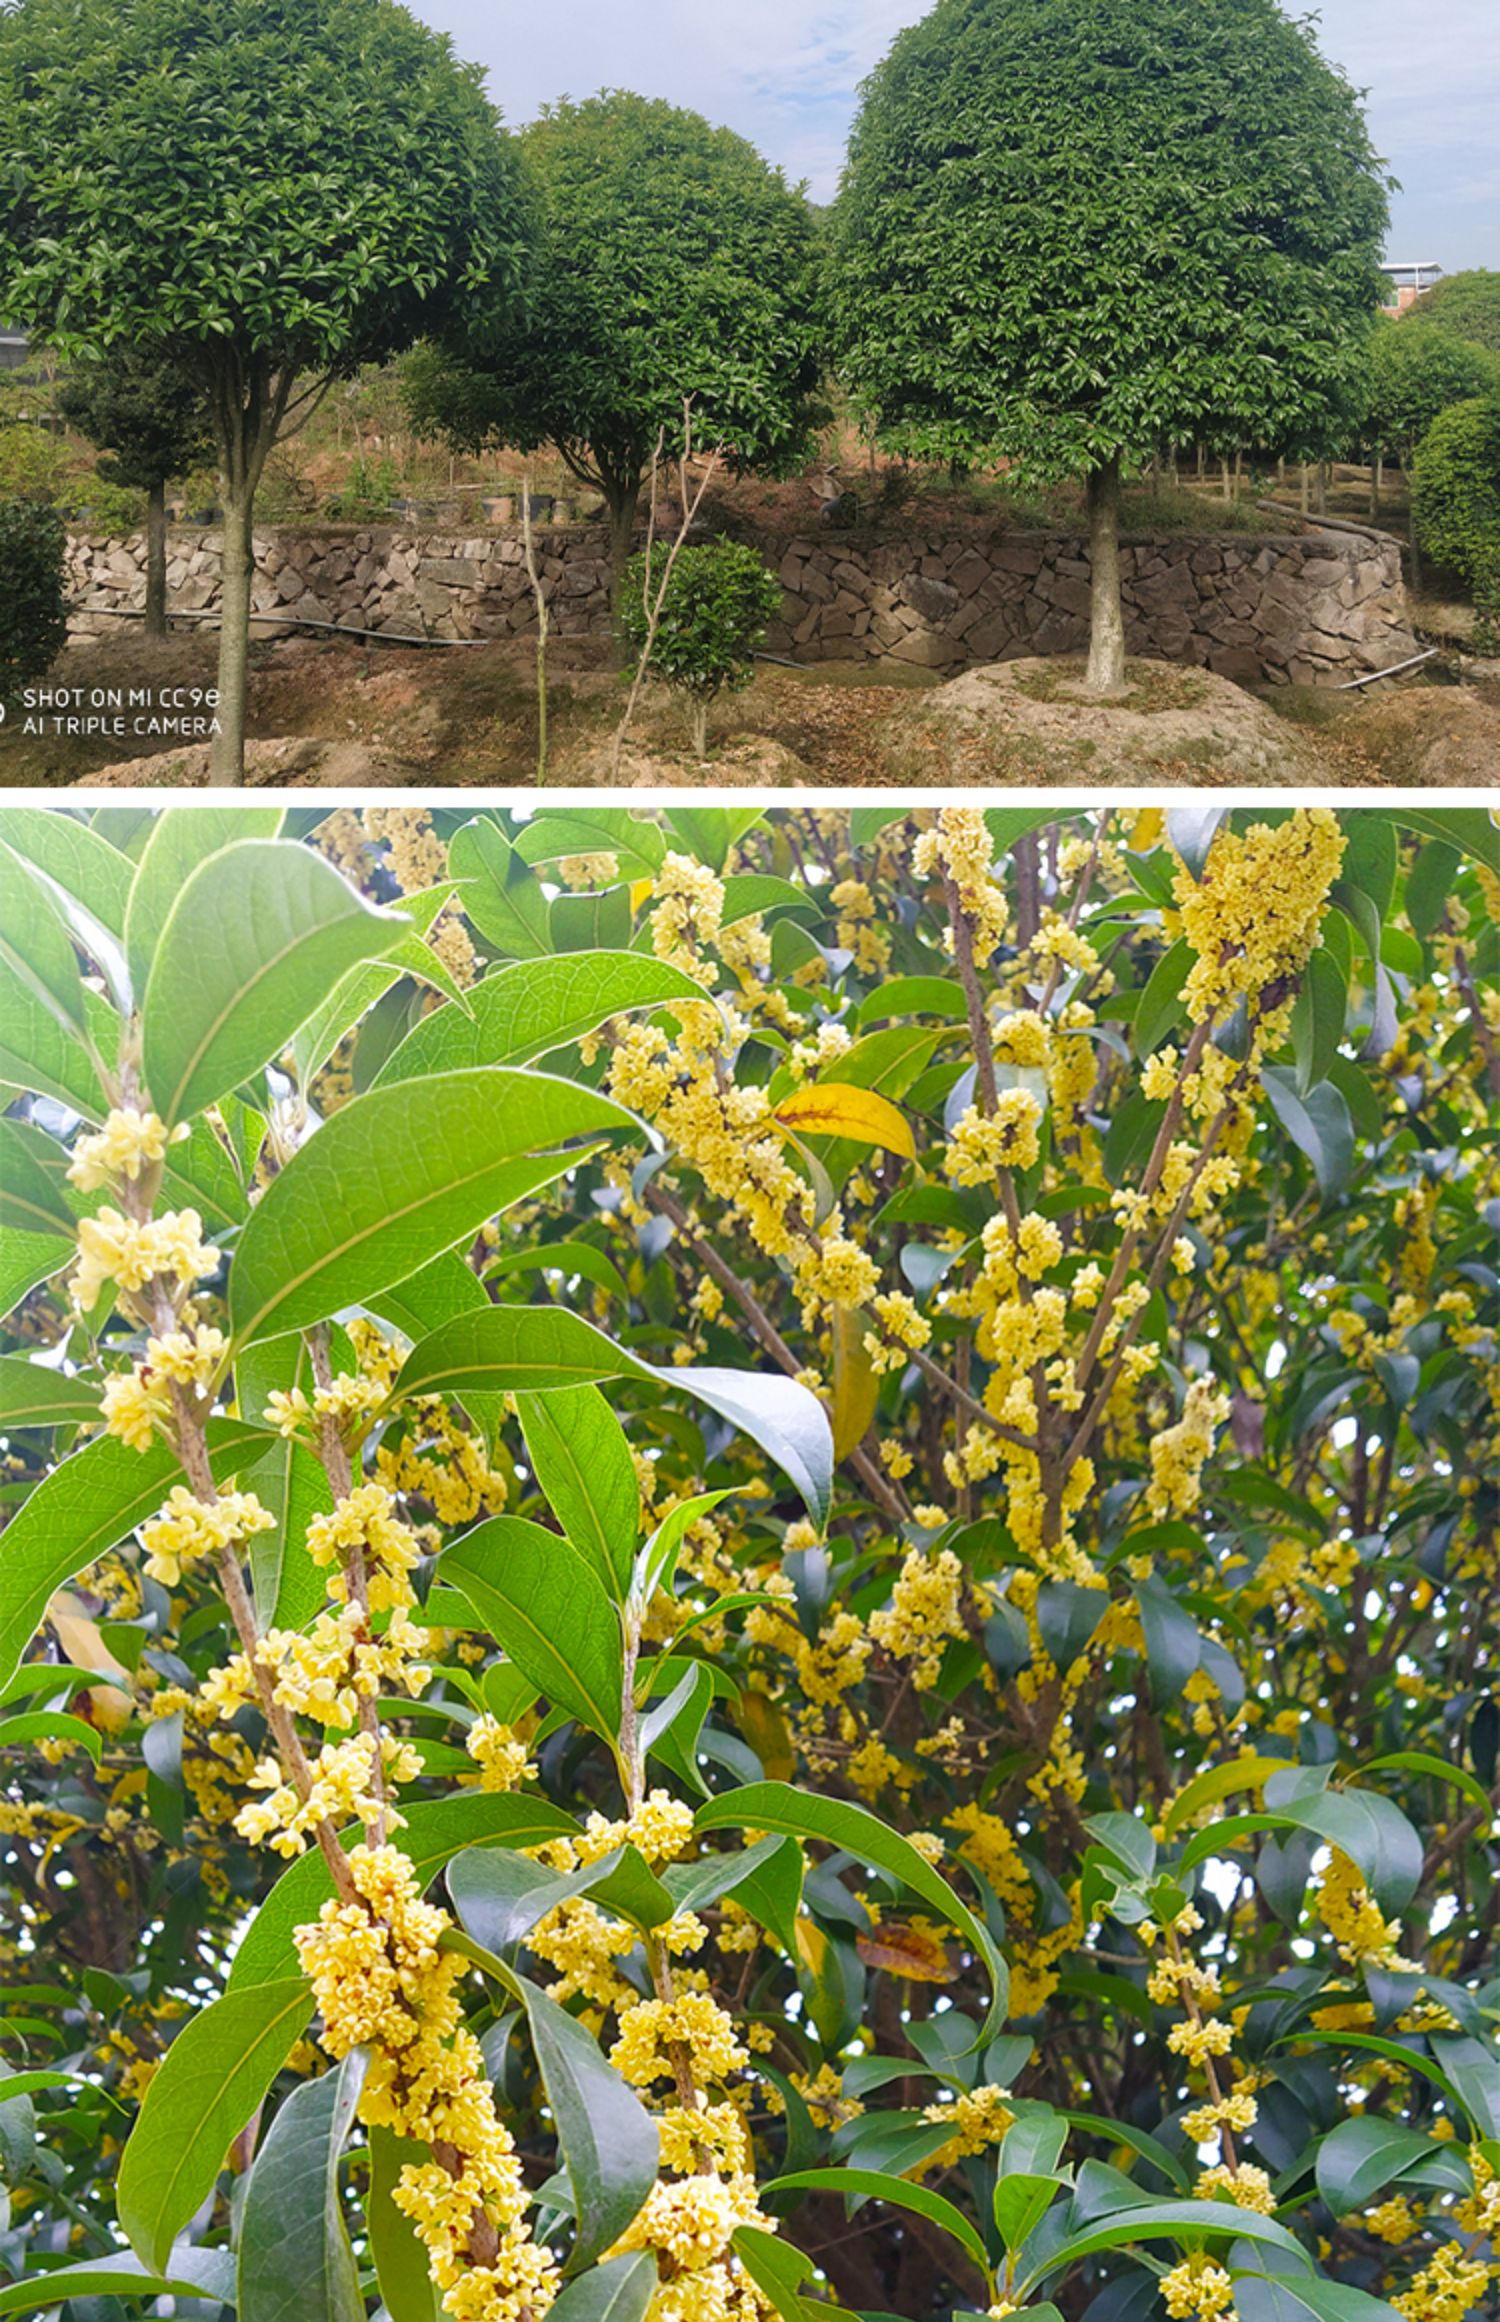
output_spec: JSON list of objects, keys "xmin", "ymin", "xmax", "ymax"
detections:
[
  {"xmin": 1408, "ymin": 272, "xmax": 1500, "ymax": 356},
  {"xmin": 2, "ymin": 804, "xmax": 1500, "ymax": 2322},
  {"xmin": 828, "ymin": 0, "xmax": 1390, "ymax": 688},
  {"xmin": 1361, "ymin": 323, "xmax": 1500, "ymax": 460},
  {"xmin": 403, "ymin": 92, "xmax": 823, "ymax": 592}
]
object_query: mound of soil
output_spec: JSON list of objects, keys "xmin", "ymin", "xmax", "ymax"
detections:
[
  {"xmin": 879, "ymin": 658, "xmax": 1333, "ymax": 781},
  {"xmin": 75, "ymin": 735, "xmax": 427, "ymax": 787}
]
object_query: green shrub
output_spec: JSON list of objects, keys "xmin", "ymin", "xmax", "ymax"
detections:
[
  {"xmin": 618, "ymin": 536, "xmax": 781, "ymax": 754},
  {"xmin": 1411, "ymin": 394, "xmax": 1500, "ymax": 646},
  {"xmin": 0, "ymin": 497, "xmax": 68, "ymax": 701}
]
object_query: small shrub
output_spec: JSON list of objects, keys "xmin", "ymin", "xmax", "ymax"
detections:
[
  {"xmin": 325, "ymin": 453, "xmax": 400, "ymax": 522},
  {"xmin": 0, "ymin": 496, "xmax": 68, "ymax": 701},
  {"xmin": 1411, "ymin": 395, "xmax": 1500, "ymax": 648},
  {"xmin": 618, "ymin": 536, "xmax": 781, "ymax": 755}
]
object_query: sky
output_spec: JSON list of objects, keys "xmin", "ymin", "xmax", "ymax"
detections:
[{"xmin": 415, "ymin": 0, "xmax": 1499, "ymax": 273}]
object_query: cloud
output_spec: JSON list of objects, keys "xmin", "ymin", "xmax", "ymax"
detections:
[{"xmin": 424, "ymin": 0, "xmax": 1499, "ymax": 262}]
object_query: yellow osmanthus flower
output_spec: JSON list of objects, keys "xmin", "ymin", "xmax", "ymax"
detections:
[
  {"xmin": 1173, "ymin": 810, "xmax": 1344, "ymax": 1029},
  {"xmin": 140, "ymin": 1487, "xmax": 274, "ymax": 1588},
  {"xmin": 919, "ymin": 2083, "xmax": 1014, "ymax": 2170},
  {"xmin": 945, "ymin": 1093, "xmax": 1043, "ymax": 1186},
  {"xmin": 67, "ymin": 1107, "xmax": 177, "ymax": 1192},
  {"xmin": 651, "ymin": 853, "xmax": 725, "ymax": 983},
  {"xmin": 913, "ymin": 808, "xmax": 1008, "ymax": 966},
  {"xmin": 306, "ymin": 1483, "xmax": 422, "ymax": 1613},
  {"xmin": 296, "ymin": 1843, "xmax": 558, "ymax": 2322},
  {"xmin": 611, "ymin": 1991, "xmax": 749, "ymax": 2089},
  {"xmin": 1161, "ymin": 2257, "xmax": 1235, "ymax": 2321},
  {"xmin": 1146, "ymin": 1379, "xmax": 1230, "ymax": 1519},
  {"xmin": 1316, "ymin": 1849, "xmax": 1412, "ymax": 1969},
  {"xmin": 465, "ymin": 1716, "xmax": 531, "ymax": 1792},
  {"xmin": 73, "ymin": 1206, "xmax": 217, "ymax": 1314},
  {"xmin": 869, "ymin": 1548, "xmax": 969, "ymax": 1687}
]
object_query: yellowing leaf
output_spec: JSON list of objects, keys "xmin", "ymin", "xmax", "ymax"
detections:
[
  {"xmin": 773, "ymin": 1083, "xmax": 916, "ymax": 1160},
  {"xmin": 737, "ymin": 1689, "xmax": 796, "ymax": 1783},
  {"xmin": 629, "ymin": 879, "xmax": 655, "ymax": 913},
  {"xmin": 47, "ymin": 1591, "xmax": 133, "ymax": 1733},
  {"xmin": 855, "ymin": 1924, "xmax": 957, "ymax": 1983},
  {"xmin": 831, "ymin": 1305, "xmax": 878, "ymax": 1462}
]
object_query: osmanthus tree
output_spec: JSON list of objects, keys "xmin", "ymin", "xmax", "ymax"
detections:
[
  {"xmin": 1, "ymin": 801, "xmax": 1500, "ymax": 2322},
  {"xmin": 1407, "ymin": 273, "xmax": 1500, "ymax": 357},
  {"xmin": 0, "ymin": 0, "xmax": 530, "ymax": 784},
  {"xmin": 828, "ymin": 0, "xmax": 1390, "ymax": 694},
  {"xmin": 403, "ymin": 93, "xmax": 823, "ymax": 610},
  {"xmin": 58, "ymin": 357, "xmax": 214, "ymax": 639}
]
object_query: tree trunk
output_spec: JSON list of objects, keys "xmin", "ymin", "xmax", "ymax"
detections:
[
  {"xmin": 1084, "ymin": 457, "xmax": 1127, "ymax": 696},
  {"xmin": 144, "ymin": 479, "xmax": 168, "ymax": 639},
  {"xmin": 605, "ymin": 481, "xmax": 642, "ymax": 663},
  {"xmin": 209, "ymin": 484, "xmax": 255, "ymax": 786},
  {"xmin": 1316, "ymin": 462, "xmax": 1328, "ymax": 516},
  {"xmin": 691, "ymin": 696, "xmax": 709, "ymax": 759},
  {"xmin": 1370, "ymin": 453, "xmax": 1383, "ymax": 522}
]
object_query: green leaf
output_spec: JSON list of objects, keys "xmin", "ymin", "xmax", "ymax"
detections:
[
  {"xmin": 1291, "ymin": 947, "xmax": 1347, "ymax": 1096},
  {"xmin": 368, "ymin": 2126, "xmax": 442, "ymax": 2322},
  {"xmin": 124, "ymin": 805, "xmax": 284, "ymax": 995},
  {"xmin": 0, "ymin": 1354, "xmax": 101, "ymax": 1429},
  {"xmin": 517, "ymin": 808, "xmax": 667, "ymax": 882},
  {"xmin": 1363, "ymin": 1751, "xmax": 1492, "ymax": 1821},
  {"xmin": 1018, "ymin": 2201, "xmax": 1307, "ymax": 2294},
  {"xmin": 0, "ymin": 1227, "xmax": 73, "ymax": 1320},
  {"xmin": 1314, "ymin": 2116, "xmax": 1458, "ymax": 2217},
  {"xmin": 0, "ymin": 838, "xmax": 89, "ymax": 1032},
  {"xmin": 1261, "ymin": 1069, "xmax": 1356, "ymax": 1201},
  {"xmin": 391, "ymin": 1305, "xmax": 832, "ymax": 1529},
  {"xmin": 765, "ymin": 2167, "xmax": 991, "ymax": 2274},
  {"xmin": 450, "ymin": 818, "xmax": 553, "ymax": 957},
  {"xmin": 1166, "ymin": 809, "xmax": 1228, "ymax": 880},
  {"xmin": 228, "ymin": 1068, "xmax": 636, "ymax": 1347},
  {"xmin": 0, "ymin": 1707, "xmax": 102, "ymax": 1761},
  {"xmin": 1391, "ymin": 808, "xmax": 1500, "ymax": 883},
  {"xmin": 1163, "ymin": 1757, "xmax": 1294, "ymax": 1840},
  {"xmin": 695, "ymin": 1781, "xmax": 1007, "ymax": 2035},
  {"xmin": 291, "ymin": 883, "xmax": 468, "ymax": 1086},
  {"xmin": 0, "ymin": 809, "xmax": 135, "ymax": 938},
  {"xmin": 0, "ymin": 2247, "xmax": 237, "ymax": 2319},
  {"xmin": 243, "ymin": 1431, "xmax": 336, "ymax": 1632},
  {"xmin": 517, "ymin": 1384, "xmax": 640, "ymax": 1600},
  {"xmin": 545, "ymin": 2254, "xmax": 659, "ymax": 2322},
  {"xmin": 0, "ymin": 944, "xmax": 108, "ymax": 1116},
  {"xmin": 994, "ymin": 2172, "xmax": 1067, "ymax": 2253},
  {"xmin": 0, "ymin": 1418, "xmax": 270, "ymax": 1691},
  {"xmin": 1262, "ymin": 1779, "xmax": 1423, "ymax": 1910},
  {"xmin": 141, "ymin": 838, "xmax": 409, "ymax": 1123},
  {"xmin": 227, "ymin": 1792, "xmax": 580, "ymax": 1991},
  {"xmin": 1135, "ymin": 940, "xmax": 1192, "ymax": 1055},
  {"xmin": 1136, "ymin": 1575, "xmax": 1202, "ymax": 1698},
  {"xmin": 1234, "ymin": 2273, "xmax": 1407, "ymax": 2322},
  {"xmin": 520, "ymin": 1975, "xmax": 658, "ymax": 2268},
  {"xmin": 0, "ymin": 1116, "xmax": 78, "ymax": 1237},
  {"xmin": 239, "ymin": 2049, "xmax": 366, "ymax": 2322},
  {"xmin": 440, "ymin": 1518, "xmax": 624, "ymax": 1741},
  {"xmin": 376, "ymin": 949, "xmax": 706, "ymax": 1087},
  {"xmin": 117, "ymin": 1975, "xmax": 315, "ymax": 2272}
]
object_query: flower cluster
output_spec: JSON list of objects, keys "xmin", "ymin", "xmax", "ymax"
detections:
[{"xmin": 296, "ymin": 1844, "xmax": 558, "ymax": 2322}]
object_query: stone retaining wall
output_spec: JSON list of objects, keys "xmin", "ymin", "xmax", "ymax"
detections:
[{"xmin": 66, "ymin": 517, "xmax": 1418, "ymax": 687}]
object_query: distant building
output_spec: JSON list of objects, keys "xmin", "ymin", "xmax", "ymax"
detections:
[
  {"xmin": 0, "ymin": 323, "xmax": 28, "ymax": 372},
  {"xmin": 1380, "ymin": 263, "xmax": 1443, "ymax": 315}
]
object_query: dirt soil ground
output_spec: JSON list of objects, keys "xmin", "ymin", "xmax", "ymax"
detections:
[{"xmin": 5, "ymin": 631, "xmax": 1496, "ymax": 788}]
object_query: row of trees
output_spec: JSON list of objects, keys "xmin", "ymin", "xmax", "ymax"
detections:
[{"xmin": 0, "ymin": 0, "xmax": 1396, "ymax": 778}]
